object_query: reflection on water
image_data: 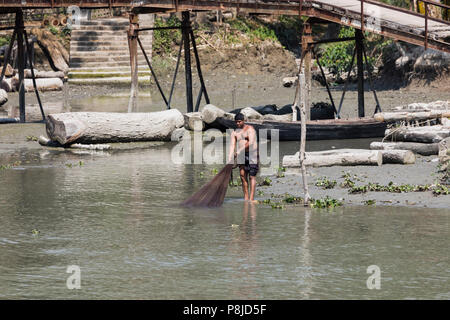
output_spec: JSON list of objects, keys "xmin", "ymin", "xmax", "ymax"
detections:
[{"xmin": 0, "ymin": 105, "xmax": 449, "ymax": 299}]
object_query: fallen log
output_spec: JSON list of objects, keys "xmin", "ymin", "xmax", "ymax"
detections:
[
  {"xmin": 394, "ymin": 100, "xmax": 449, "ymax": 111},
  {"xmin": 36, "ymin": 70, "xmax": 65, "ymax": 79},
  {"xmin": 11, "ymin": 77, "xmax": 63, "ymax": 92},
  {"xmin": 374, "ymin": 110, "xmax": 450, "ymax": 122},
  {"xmin": 282, "ymin": 149, "xmax": 383, "ymax": 167},
  {"xmin": 1, "ymin": 78, "xmax": 13, "ymax": 92},
  {"xmin": 184, "ymin": 112, "xmax": 204, "ymax": 131},
  {"xmin": 385, "ymin": 126, "xmax": 450, "ymax": 143},
  {"xmin": 24, "ymin": 78, "xmax": 63, "ymax": 92},
  {"xmin": 0, "ymin": 89, "xmax": 7, "ymax": 106},
  {"xmin": 46, "ymin": 109, "xmax": 185, "ymax": 145},
  {"xmin": 30, "ymin": 27, "xmax": 69, "ymax": 72},
  {"xmin": 370, "ymin": 141, "xmax": 440, "ymax": 156},
  {"xmin": 24, "ymin": 69, "xmax": 65, "ymax": 79},
  {"xmin": 379, "ymin": 150, "xmax": 415, "ymax": 164},
  {"xmin": 240, "ymin": 107, "xmax": 264, "ymax": 120}
]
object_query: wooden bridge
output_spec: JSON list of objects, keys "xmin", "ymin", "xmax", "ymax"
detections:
[
  {"xmin": 1, "ymin": 1, "xmax": 450, "ymax": 52},
  {"xmin": 1, "ymin": 0, "xmax": 450, "ymax": 122}
]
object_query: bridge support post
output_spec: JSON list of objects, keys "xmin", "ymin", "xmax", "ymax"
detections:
[
  {"xmin": 16, "ymin": 10, "xmax": 26, "ymax": 122},
  {"xmin": 356, "ymin": 29, "xmax": 365, "ymax": 118},
  {"xmin": 301, "ymin": 22, "xmax": 312, "ymax": 121},
  {"xmin": 128, "ymin": 13, "xmax": 139, "ymax": 113},
  {"xmin": 182, "ymin": 11, "xmax": 193, "ymax": 113}
]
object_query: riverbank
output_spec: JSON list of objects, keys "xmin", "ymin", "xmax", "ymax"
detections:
[{"xmin": 256, "ymin": 154, "xmax": 448, "ymax": 210}]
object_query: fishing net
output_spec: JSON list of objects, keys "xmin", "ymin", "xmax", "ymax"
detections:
[{"xmin": 181, "ymin": 164, "xmax": 234, "ymax": 207}]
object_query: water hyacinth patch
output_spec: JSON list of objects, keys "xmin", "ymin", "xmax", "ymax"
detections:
[
  {"xmin": 310, "ymin": 196, "xmax": 343, "ymax": 209},
  {"xmin": 315, "ymin": 177, "xmax": 337, "ymax": 189}
]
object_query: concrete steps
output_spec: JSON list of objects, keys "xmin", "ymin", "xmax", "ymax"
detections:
[{"xmin": 68, "ymin": 17, "xmax": 153, "ymax": 85}]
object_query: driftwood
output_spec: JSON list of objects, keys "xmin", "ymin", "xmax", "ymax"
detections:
[
  {"xmin": 46, "ymin": 109, "xmax": 185, "ymax": 145},
  {"xmin": 24, "ymin": 69, "xmax": 64, "ymax": 79},
  {"xmin": 370, "ymin": 141, "xmax": 439, "ymax": 156},
  {"xmin": 11, "ymin": 76, "xmax": 63, "ymax": 92},
  {"xmin": 283, "ymin": 149, "xmax": 383, "ymax": 168},
  {"xmin": 385, "ymin": 125, "xmax": 450, "ymax": 143},
  {"xmin": 24, "ymin": 78, "xmax": 63, "ymax": 92},
  {"xmin": 374, "ymin": 110, "xmax": 450, "ymax": 122},
  {"xmin": 30, "ymin": 27, "xmax": 69, "ymax": 72},
  {"xmin": 379, "ymin": 150, "xmax": 416, "ymax": 164}
]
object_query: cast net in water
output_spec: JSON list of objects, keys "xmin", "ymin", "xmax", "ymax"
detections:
[{"xmin": 181, "ymin": 164, "xmax": 233, "ymax": 207}]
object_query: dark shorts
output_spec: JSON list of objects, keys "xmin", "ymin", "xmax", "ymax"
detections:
[{"xmin": 239, "ymin": 152, "xmax": 259, "ymax": 177}]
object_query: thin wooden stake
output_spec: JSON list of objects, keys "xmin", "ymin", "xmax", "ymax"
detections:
[{"xmin": 127, "ymin": 14, "xmax": 139, "ymax": 113}]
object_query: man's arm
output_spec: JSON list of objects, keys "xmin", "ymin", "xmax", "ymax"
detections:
[{"xmin": 227, "ymin": 131, "xmax": 236, "ymax": 164}]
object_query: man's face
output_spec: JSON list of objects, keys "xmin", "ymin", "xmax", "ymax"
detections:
[{"xmin": 235, "ymin": 119, "xmax": 244, "ymax": 128}]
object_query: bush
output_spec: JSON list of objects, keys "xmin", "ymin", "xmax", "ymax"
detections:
[
  {"xmin": 153, "ymin": 15, "xmax": 182, "ymax": 55},
  {"xmin": 317, "ymin": 27, "xmax": 392, "ymax": 80}
]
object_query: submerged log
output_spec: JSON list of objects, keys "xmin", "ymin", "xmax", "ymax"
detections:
[
  {"xmin": 380, "ymin": 150, "xmax": 415, "ymax": 164},
  {"xmin": 46, "ymin": 109, "xmax": 185, "ymax": 145},
  {"xmin": 283, "ymin": 149, "xmax": 383, "ymax": 167},
  {"xmin": 385, "ymin": 126, "xmax": 450, "ymax": 143},
  {"xmin": 370, "ymin": 141, "xmax": 439, "ymax": 156}
]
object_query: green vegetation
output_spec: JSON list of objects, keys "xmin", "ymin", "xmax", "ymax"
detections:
[
  {"xmin": 26, "ymin": 136, "xmax": 38, "ymax": 142},
  {"xmin": 363, "ymin": 199, "xmax": 376, "ymax": 206},
  {"xmin": 228, "ymin": 16, "xmax": 277, "ymax": 43},
  {"xmin": 315, "ymin": 177, "xmax": 337, "ymax": 189},
  {"xmin": 276, "ymin": 167, "xmax": 286, "ymax": 178},
  {"xmin": 310, "ymin": 196, "xmax": 343, "ymax": 209},
  {"xmin": 0, "ymin": 161, "xmax": 21, "ymax": 170},
  {"xmin": 317, "ymin": 27, "xmax": 392, "ymax": 81},
  {"xmin": 0, "ymin": 35, "xmax": 11, "ymax": 47},
  {"xmin": 229, "ymin": 179, "xmax": 242, "ymax": 187},
  {"xmin": 153, "ymin": 15, "xmax": 182, "ymax": 55},
  {"xmin": 259, "ymin": 177, "xmax": 272, "ymax": 186}
]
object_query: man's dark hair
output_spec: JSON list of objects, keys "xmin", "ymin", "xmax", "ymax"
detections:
[{"xmin": 234, "ymin": 113, "xmax": 245, "ymax": 121}]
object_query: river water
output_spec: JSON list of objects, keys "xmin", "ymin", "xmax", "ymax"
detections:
[{"xmin": 0, "ymin": 84, "xmax": 449, "ymax": 299}]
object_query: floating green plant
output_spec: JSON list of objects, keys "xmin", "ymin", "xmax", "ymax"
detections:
[
  {"xmin": 315, "ymin": 177, "xmax": 337, "ymax": 189},
  {"xmin": 363, "ymin": 199, "xmax": 376, "ymax": 206},
  {"xmin": 311, "ymin": 196, "xmax": 343, "ymax": 209}
]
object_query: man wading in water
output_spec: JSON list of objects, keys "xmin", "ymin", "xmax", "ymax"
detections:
[{"xmin": 228, "ymin": 113, "xmax": 259, "ymax": 203}]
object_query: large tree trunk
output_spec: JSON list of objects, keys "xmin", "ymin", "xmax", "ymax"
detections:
[
  {"xmin": 283, "ymin": 149, "xmax": 383, "ymax": 167},
  {"xmin": 385, "ymin": 125, "xmax": 450, "ymax": 143},
  {"xmin": 374, "ymin": 111, "xmax": 450, "ymax": 122},
  {"xmin": 379, "ymin": 150, "xmax": 416, "ymax": 164},
  {"xmin": 30, "ymin": 27, "xmax": 69, "ymax": 72},
  {"xmin": 24, "ymin": 69, "xmax": 64, "ymax": 79},
  {"xmin": 46, "ymin": 110, "xmax": 185, "ymax": 145},
  {"xmin": 370, "ymin": 141, "xmax": 440, "ymax": 156}
]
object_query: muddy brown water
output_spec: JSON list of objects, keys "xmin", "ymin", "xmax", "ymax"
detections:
[{"xmin": 0, "ymin": 77, "xmax": 449, "ymax": 299}]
